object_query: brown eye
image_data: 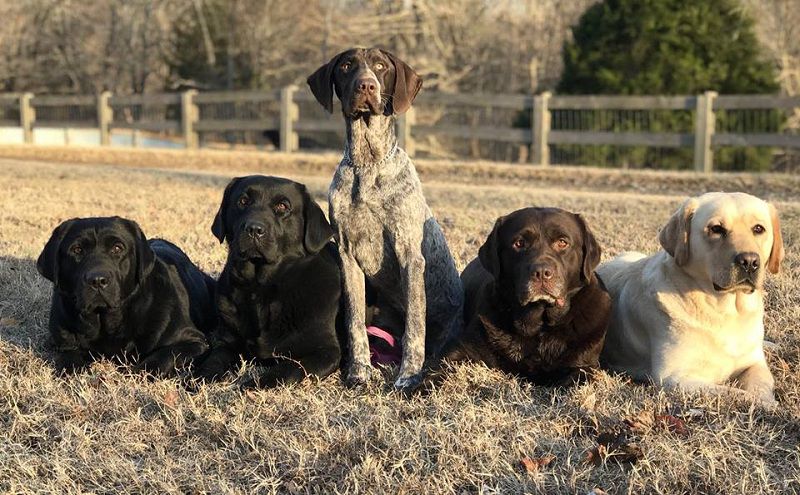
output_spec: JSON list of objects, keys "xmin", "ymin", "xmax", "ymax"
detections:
[
  {"xmin": 554, "ymin": 238, "xmax": 570, "ymax": 250},
  {"xmin": 273, "ymin": 200, "xmax": 291, "ymax": 214},
  {"xmin": 374, "ymin": 62, "xmax": 385, "ymax": 70},
  {"xmin": 238, "ymin": 195, "xmax": 250, "ymax": 207},
  {"xmin": 341, "ymin": 62, "xmax": 351, "ymax": 71},
  {"xmin": 110, "ymin": 242, "xmax": 125, "ymax": 255},
  {"xmin": 709, "ymin": 225, "xmax": 727, "ymax": 236},
  {"xmin": 512, "ymin": 238, "xmax": 526, "ymax": 250},
  {"xmin": 70, "ymin": 245, "xmax": 83, "ymax": 256},
  {"xmin": 753, "ymin": 224, "xmax": 765, "ymax": 235}
]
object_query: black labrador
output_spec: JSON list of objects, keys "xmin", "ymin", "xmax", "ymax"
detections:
[
  {"xmin": 197, "ymin": 175, "xmax": 343, "ymax": 388},
  {"xmin": 37, "ymin": 217, "xmax": 215, "ymax": 376},
  {"xmin": 443, "ymin": 207, "xmax": 611, "ymax": 386}
]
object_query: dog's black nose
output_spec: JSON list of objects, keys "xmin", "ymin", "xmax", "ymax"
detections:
[
  {"xmin": 357, "ymin": 78, "xmax": 377, "ymax": 94},
  {"xmin": 244, "ymin": 220, "xmax": 267, "ymax": 238},
  {"xmin": 84, "ymin": 271, "xmax": 110, "ymax": 290},
  {"xmin": 735, "ymin": 252, "xmax": 760, "ymax": 273},
  {"xmin": 530, "ymin": 263, "xmax": 554, "ymax": 281}
]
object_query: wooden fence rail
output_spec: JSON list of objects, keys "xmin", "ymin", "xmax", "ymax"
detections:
[{"xmin": 3, "ymin": 88, "xmax": 799, "ymax": 172}]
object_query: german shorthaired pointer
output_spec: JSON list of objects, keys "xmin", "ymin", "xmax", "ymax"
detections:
[{"xmin": 307, "ymin": 47, "xmax": 463, "ymax": 391}]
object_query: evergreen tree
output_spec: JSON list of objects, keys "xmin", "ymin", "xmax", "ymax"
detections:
[{"xmin": 555, "ymin": 0, "xmax": 779, "ymax": 170}]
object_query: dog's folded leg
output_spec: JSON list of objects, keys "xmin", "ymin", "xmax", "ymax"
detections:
[
  {"xmin": 136, "ymin": 338, "xmax": 210, "ymax": 377},
  {"xmin": 54, "ymin": 348, "xmax": 92, "ymax": 374},
  {"xmin": 395, "ymin": 251, "xmax": 427, "ymax": 392},
  {"xmin": 340, "ymin": 249, "xmax": 372, "ymax": 388}
]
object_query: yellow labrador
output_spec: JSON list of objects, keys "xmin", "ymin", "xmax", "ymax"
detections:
[{"xmin": 598, "ymin": 192, "xmax": 784, "ymax": 404}]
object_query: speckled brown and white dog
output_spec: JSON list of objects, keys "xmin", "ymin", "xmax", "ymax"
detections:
[{"xmin": 307, "ymin": 47, "xmax": 463, "ymax": 391}]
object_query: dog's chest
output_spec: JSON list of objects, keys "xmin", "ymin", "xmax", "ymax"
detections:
[
  {"xmin": 224, "ymin": 288, "xmax": 283, "ymax": 349},
  {"xmin": 330, "ymin": 172, "xmax": 400, "ymax": 277},
  {"xmin": 482, "ymin": 315, "xmax": 567, "ymax": 370},
  {"xmin": 656, "ymin": 290, "xmax": 766, "ymax": 375}
]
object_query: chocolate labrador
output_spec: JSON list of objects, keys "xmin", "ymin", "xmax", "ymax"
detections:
[
  {"xmin": 37, "ymin": 217, "xmax": 215, "ymax": 376},
  {"xmin": 443, "ymin": 207, "xmax": 610, "ymax": 386},
  {"xmin": 197, "ymin": 175, "xmax": 343, "ymax": 388}
]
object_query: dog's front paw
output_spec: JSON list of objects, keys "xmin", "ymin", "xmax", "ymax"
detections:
[
  {"xmin": 394, "ymin": 372, "xmax": 424, "ymax": 394},
  {"xmin": 754, "ymin": 390, "xmax": 778, "ymax": 409},
  {"xmin": 345, "ymin": 362, "xmax": 374, "ymax": 389}
]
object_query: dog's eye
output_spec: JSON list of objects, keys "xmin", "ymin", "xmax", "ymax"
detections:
[
  {"xmin": 238, "ymin": 195, "xmax": 250, "ymax": 208},
  {"xmin": 273, "ymin": 200, "xmax": 291, "ymax": 214},
  {"xmin": 341, "ymin": 62, "xmax": 351, "ymax": 71},
  {"xmin": 708, "ymin": 225, "xmax": 727, "ymax": 236},
  {"xmin": 70, "ymin": 245, "xmax": 83, "ymax": 256},
  {"xmin": 752, "ymin": 224, "xmax": 766, "ymax": 235},
  {"xmin": 554, "ymin": 238, "xmax": 570, "ymax": 250},
  {"xmin": 374, "ymin": 62, "xmax": 385, "ymax": 70},
  {"xmin": 110, "ymin": 242, "xmax": 125, "ymax": 255},
  {"xmin": 512, "ymin": 238, "xmax": 526, "ymax": 250}
]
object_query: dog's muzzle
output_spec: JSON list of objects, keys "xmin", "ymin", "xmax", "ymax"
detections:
[{"xmin": 713, "ymin": 252, "xmax": 762, "ymax": 293}]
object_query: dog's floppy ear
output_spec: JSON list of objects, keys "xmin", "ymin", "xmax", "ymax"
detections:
[
  {"xmin": 767, "ymin": 203, "xmax": 784, "ymax": 274},
  {"xmin": 575, "ymin": 214, "xmax": 601, "ymax": 283},
  {"xmin": 211, "ymin": 177, "xmax": 242, "ymax": 244},
  {"xmin": 307, "ymin": 51, "xmax": 345, "ymax": 114},
  {"xmin": 478, "ymin": 216, "xmax": 505, "ymax": 278},
  {"xmin": 118, "ymin": 218, "xmax": 155, "ymax": 285},
  {"xmin": 301, "ymin": 185, "xmax": 334, "ymax": 254},
  {"xmin": 659, "ymin": 197, "xmax": 698, "ymax": 266},
  {"xmin": 37, "ymin": 219, "xmax": 77, "ymax": 284},
  {"xmin": 381, "ymin": 50, "xmax": 422, "ymax": 115}
]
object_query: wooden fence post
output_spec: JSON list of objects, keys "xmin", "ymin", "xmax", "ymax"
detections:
[
  {"xmin": 97, "ymin": 91, "xmax": 112, "ymax": 146},
  {"xmin": 181, "ymin": 89, "xmax": 199, "ymax": 149},
  {"xmin": 396, "ymin": 108, "xmax": 415, "ymax": 157},
  {"xmin": 280, "ymin": 85, "xmax": 299, "ymax": 152},
  {"xmin": 693, "ymin": 90, "xmax": 717, "ymax": 173},
  {"xmin": 532, "ymin": 91, "xmax": 551, "ymax": 165},
  {"xmin": 20, "ymin": 92, "xmax": 34, "ymax": 144}
]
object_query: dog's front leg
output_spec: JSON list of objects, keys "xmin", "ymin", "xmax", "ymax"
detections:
[
  {"xmin": 340, "ymin": 248, "xmax": 371, "ymax": 388},
  {"xmin": 395, "ymin": 245, "xmax": 427, "ymax": 392},
  {"xmin": 732, "ymin": 360, "xmax": 776, "ymax": 405}
]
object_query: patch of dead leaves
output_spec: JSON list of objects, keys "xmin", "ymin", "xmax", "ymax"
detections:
[
  {"xmin": 624, "ymin": 410, "xmax": 689, "ymax": 437},
  {"xmin": 584, "ymin": 426, "xmax": 643, "ymax": 466},
  {"xmin": 584, "ymin": 409, "xmax": 691, "ymax": 466}
]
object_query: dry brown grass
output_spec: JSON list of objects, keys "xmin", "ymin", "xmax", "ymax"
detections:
[{"xmin": 0, "ymin": 148, "xmax": 799, "ymax": 494}]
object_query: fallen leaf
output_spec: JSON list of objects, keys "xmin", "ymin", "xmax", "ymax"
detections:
[
  {"xmin": 0, "ymin": 317, "xmax": 20, "ymax": 328},
  {"xmin": 588, "ymin": 426, "xmax": 643, "ymax": 465},
  {"xmin": 624, "ymin": 410, "xmax": 655, "ymax": 433},
  {"xmin": 520, "ymin": 454, "xmax": 556, "ymax": 474},
  {"xmin": 656, "ymin": 414, "xmax": 689, "ymax": 436},
  {"xmin": 584, "ymin": 444, "xmax": 606, "ymax": 466},
  {"xmin": 607, "ymin": 442, "xmax": 643, "ymax": 464},
  {"xmin": 163, "ymin": 390, "xmax": 180, "ymax": 408},
  {"xmin": 625, "ymin": 410, "xmax": 690, "ymax": 436},
  {"xmin": 284, "ymin": 481, "xmax": 301, "ymax": 494}
]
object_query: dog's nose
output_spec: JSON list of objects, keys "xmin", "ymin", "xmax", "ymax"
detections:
[
  {"xmin": 84, "ymin": 271, "xmax": 110, "ymax": 290},
  {"xmin": 357, "ymin": 78, "xmax": 377, "ymax": 94},
  {"xmin": 530, "ymin": 263, "xmax": 555, "ymax": 281},
  {"xmin": 735, "ymin": 252, "xmax": 760, "ymax": 273},
  {"xmin": 244, "ymin": 220, "xmax": 267, "ymax": 238}
]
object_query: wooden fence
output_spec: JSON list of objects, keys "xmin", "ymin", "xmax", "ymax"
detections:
[{"xmin": 1, "ymin": 88, "xmax": 799, "ymax": 172}]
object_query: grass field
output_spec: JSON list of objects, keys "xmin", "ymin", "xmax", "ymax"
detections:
[{"xmin": 0, "ymin": 147, "xmax": 798, "ymax": 494}]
